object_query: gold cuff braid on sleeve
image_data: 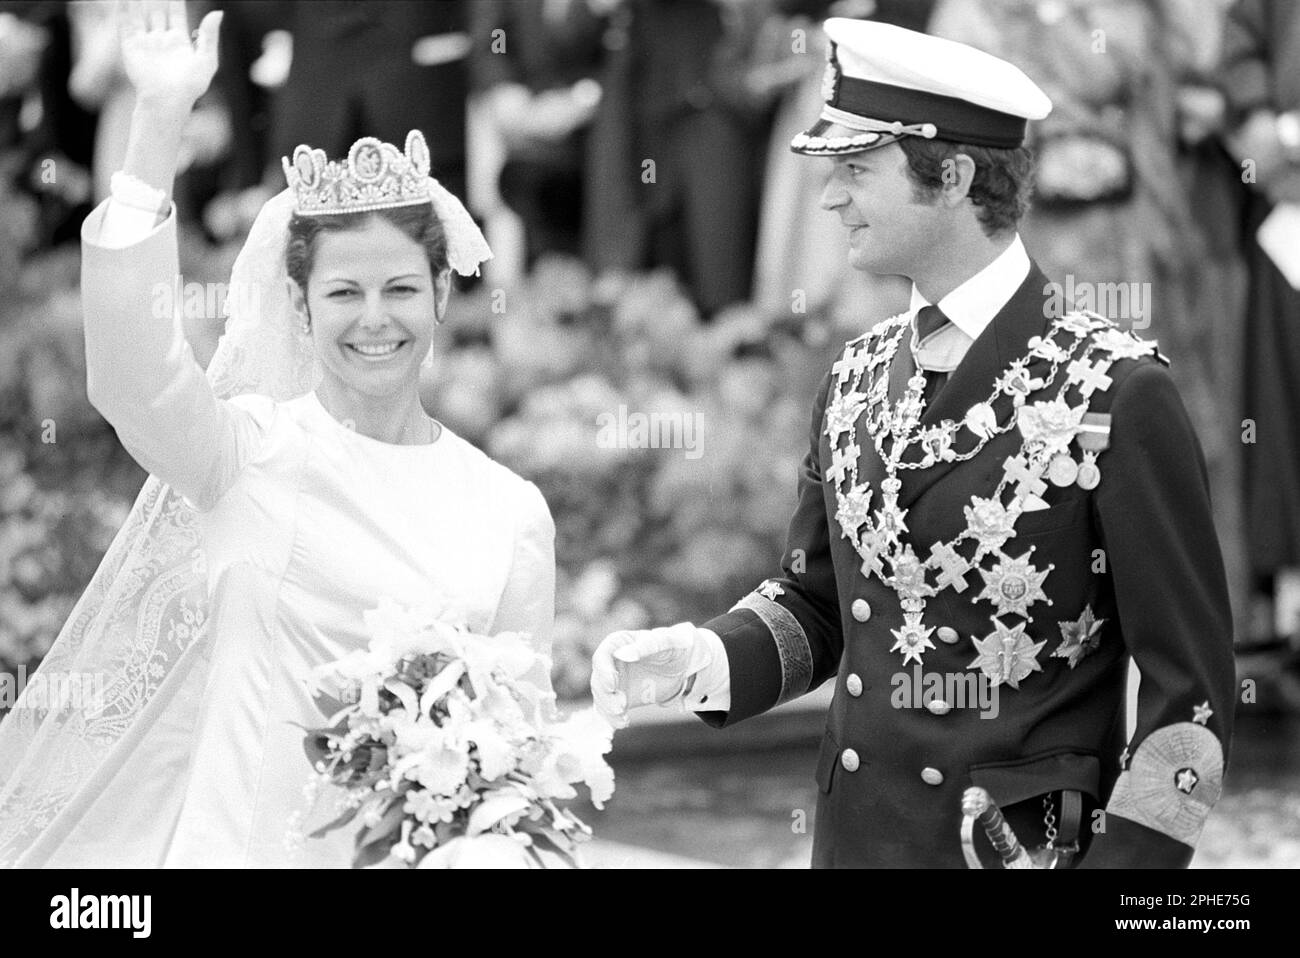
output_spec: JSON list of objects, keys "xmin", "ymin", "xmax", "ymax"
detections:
[
  {"xmin": 1106, "ymin": 722, "xmax": 1224, "ymax": 846},
  {"xmin": 731, "ymin": 592, "xmax": 814, "ymax": 705}
]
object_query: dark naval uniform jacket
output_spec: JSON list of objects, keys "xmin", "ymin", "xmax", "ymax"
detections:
[{"xmin": 697, "ymin": 259, "xmax": 1235, "ymax": 868}]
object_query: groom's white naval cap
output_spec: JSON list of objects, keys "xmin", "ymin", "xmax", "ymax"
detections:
[{"xmin": 791, "ymin": 18, "xmax": 1052, "ymax": 156}]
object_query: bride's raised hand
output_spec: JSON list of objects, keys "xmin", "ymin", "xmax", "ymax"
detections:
[{"xmin": 118, "ymin": 0, "xmax": 222, "ymax": 110}]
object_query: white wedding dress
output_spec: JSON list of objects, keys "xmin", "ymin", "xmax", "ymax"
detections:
[{"xmin": 0, "ymin": 199, "xmax": 554, "ymax": 868}]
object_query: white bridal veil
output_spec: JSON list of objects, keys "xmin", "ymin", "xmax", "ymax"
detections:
[{"xmin": 0, "ymin": 175, "xmax": 490, "ymax": 866}]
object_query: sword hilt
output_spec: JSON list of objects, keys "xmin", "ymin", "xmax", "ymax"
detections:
[{"xmin": 961, "ymin": 786, "xmax": 1036, "ymax": 869}]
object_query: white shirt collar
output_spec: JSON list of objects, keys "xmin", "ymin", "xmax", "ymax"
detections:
[{"xmin": 907, "ymin": 233, "xmax": 1031, "ymax": 342}]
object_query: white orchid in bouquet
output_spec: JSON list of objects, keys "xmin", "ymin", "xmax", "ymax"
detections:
[{"xmin": 300, "ymin": 598, "xmax": 614, "ymax": 868}]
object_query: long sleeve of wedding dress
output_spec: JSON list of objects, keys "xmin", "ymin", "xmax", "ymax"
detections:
[
  {"xmin": 82, "ymin": 198, "xmax": 265, "ymax": 510},
  {"xmin": 491, "ymin": 480, "xmax": 558, "ymax": 703}
]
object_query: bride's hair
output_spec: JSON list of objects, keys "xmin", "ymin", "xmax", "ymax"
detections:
[{"xmin": 284, "ymin": 204, "xmax": 450, "ymax": 293}]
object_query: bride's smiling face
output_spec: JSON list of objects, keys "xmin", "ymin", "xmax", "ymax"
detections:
[{"xmin": 289, "ymin": 215, "xmax": 449, "ymax": 398}]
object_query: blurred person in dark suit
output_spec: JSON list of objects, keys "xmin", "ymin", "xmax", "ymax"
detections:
[
  {"xmin": 0, "ymin": 4, "xmax": 47, "ymax": 151},
  {"xmin": 1, "ymin": 1, "xmax": 95, "ymax": 248},
  {"xmin": 583, "ymin": 0, "xmax": 774, "ymax": 317},
  {"xmin": 266, "ymin": 0, "xmax": 470, "ymax": 202},
  {"xmin": 193, "ymin": 0, "xmax": 283, "ymax": 230},
  {"xmin": 63, "ymin": 0, "xmax": 235, "ymax": 231},
  {"xmin": 749, "ymin": 0, "xmax": 928, "ymax": 332},
  {"xmin": 1222, "ymin": 0, "xmax": 1300, "ymax": 651},
  {"xmin": 471, "ymin": 0, "xmax": 606, "ymax": 267}
]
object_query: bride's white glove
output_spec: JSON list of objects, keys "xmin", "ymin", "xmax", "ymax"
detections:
[{"xmin": 590, "ymin": 623, "xmax": 714, "ymax": 728}]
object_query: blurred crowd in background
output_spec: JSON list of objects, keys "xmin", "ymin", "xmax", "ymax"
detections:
[{"xmin": 2, "ymin": 0, "xmax": 1299, "ymax": 700}]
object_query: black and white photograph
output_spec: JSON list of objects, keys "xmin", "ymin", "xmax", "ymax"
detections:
[{"xmin": 0, "ymin": 0, "xmax": 1295, "ymax": 902}]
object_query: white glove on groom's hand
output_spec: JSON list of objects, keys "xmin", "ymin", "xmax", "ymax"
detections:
[{"xmin": 590, "ymin": 623, "xmax": 715, "ymax": 728}]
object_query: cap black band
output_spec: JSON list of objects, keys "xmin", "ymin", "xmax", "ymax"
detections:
[{"xmin": 832, "ymin": 75, "xmax": 1028, "ymax": 149}]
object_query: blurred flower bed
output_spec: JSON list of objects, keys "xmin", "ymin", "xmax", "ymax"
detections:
[
  {"xmin": 1, "ymin": 229, "xmax": 844, "ymax": 702},
  {"xmin": 0, "ymin": 238, "xmax": 142, "ymax": 682}
]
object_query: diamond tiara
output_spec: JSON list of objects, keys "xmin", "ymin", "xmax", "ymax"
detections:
[{"xmin": 282, "ymin": 130, "xmax": 433, "ymax": 216}]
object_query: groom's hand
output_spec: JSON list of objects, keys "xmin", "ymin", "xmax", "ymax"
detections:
[{"xmin": 590, "ymin": 623, "xmax": 707, "ymax": 728}]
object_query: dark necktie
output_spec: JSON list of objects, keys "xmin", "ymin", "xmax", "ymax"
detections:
[{"xmin": 888, "ymin": 304, "xmax": 952, "ymax": 406}]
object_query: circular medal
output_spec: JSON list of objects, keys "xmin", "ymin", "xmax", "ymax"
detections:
[
  {"xmin": 1076, "ymin": 460, "xmax": 1101, "ymax": 490},
  {"xmin": 1048, "ymin": 454, "xmax": 1079, "ymax": 487}
]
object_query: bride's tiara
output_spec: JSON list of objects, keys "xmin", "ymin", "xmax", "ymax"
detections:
[{"xmin": 282, "ymin": 130, "xmax": 433, "ymax": 216}]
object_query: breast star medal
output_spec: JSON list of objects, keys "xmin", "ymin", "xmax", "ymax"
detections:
[
  {"xmin": 1053, "ymin": 604, "xmax": 1105, "ymax": 668},
  {"xmin": 976, "ymin": 548, "xmax": 1054, "ymax": 618},
  {"xmin": 968, "ymin": 617, "xmax": 1046, "ymax": 689}
]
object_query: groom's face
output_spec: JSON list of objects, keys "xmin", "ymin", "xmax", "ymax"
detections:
[{"xmin": 819, "ymin": 143, "xmax": 946, "ymax": 278}]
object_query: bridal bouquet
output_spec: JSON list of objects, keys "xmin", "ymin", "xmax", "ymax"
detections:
[{"xmin": 301, "ymin": 598, "xmax": 614, "ymax": 868}]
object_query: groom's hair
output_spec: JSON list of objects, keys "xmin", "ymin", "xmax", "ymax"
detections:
[
  {"xmin": 898, "ymin": 138, "xmax": 1036, "ymax": 237},
  {"xmin": 285, "ymin": 204, "xmax": 449, "ymax": 293}
]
